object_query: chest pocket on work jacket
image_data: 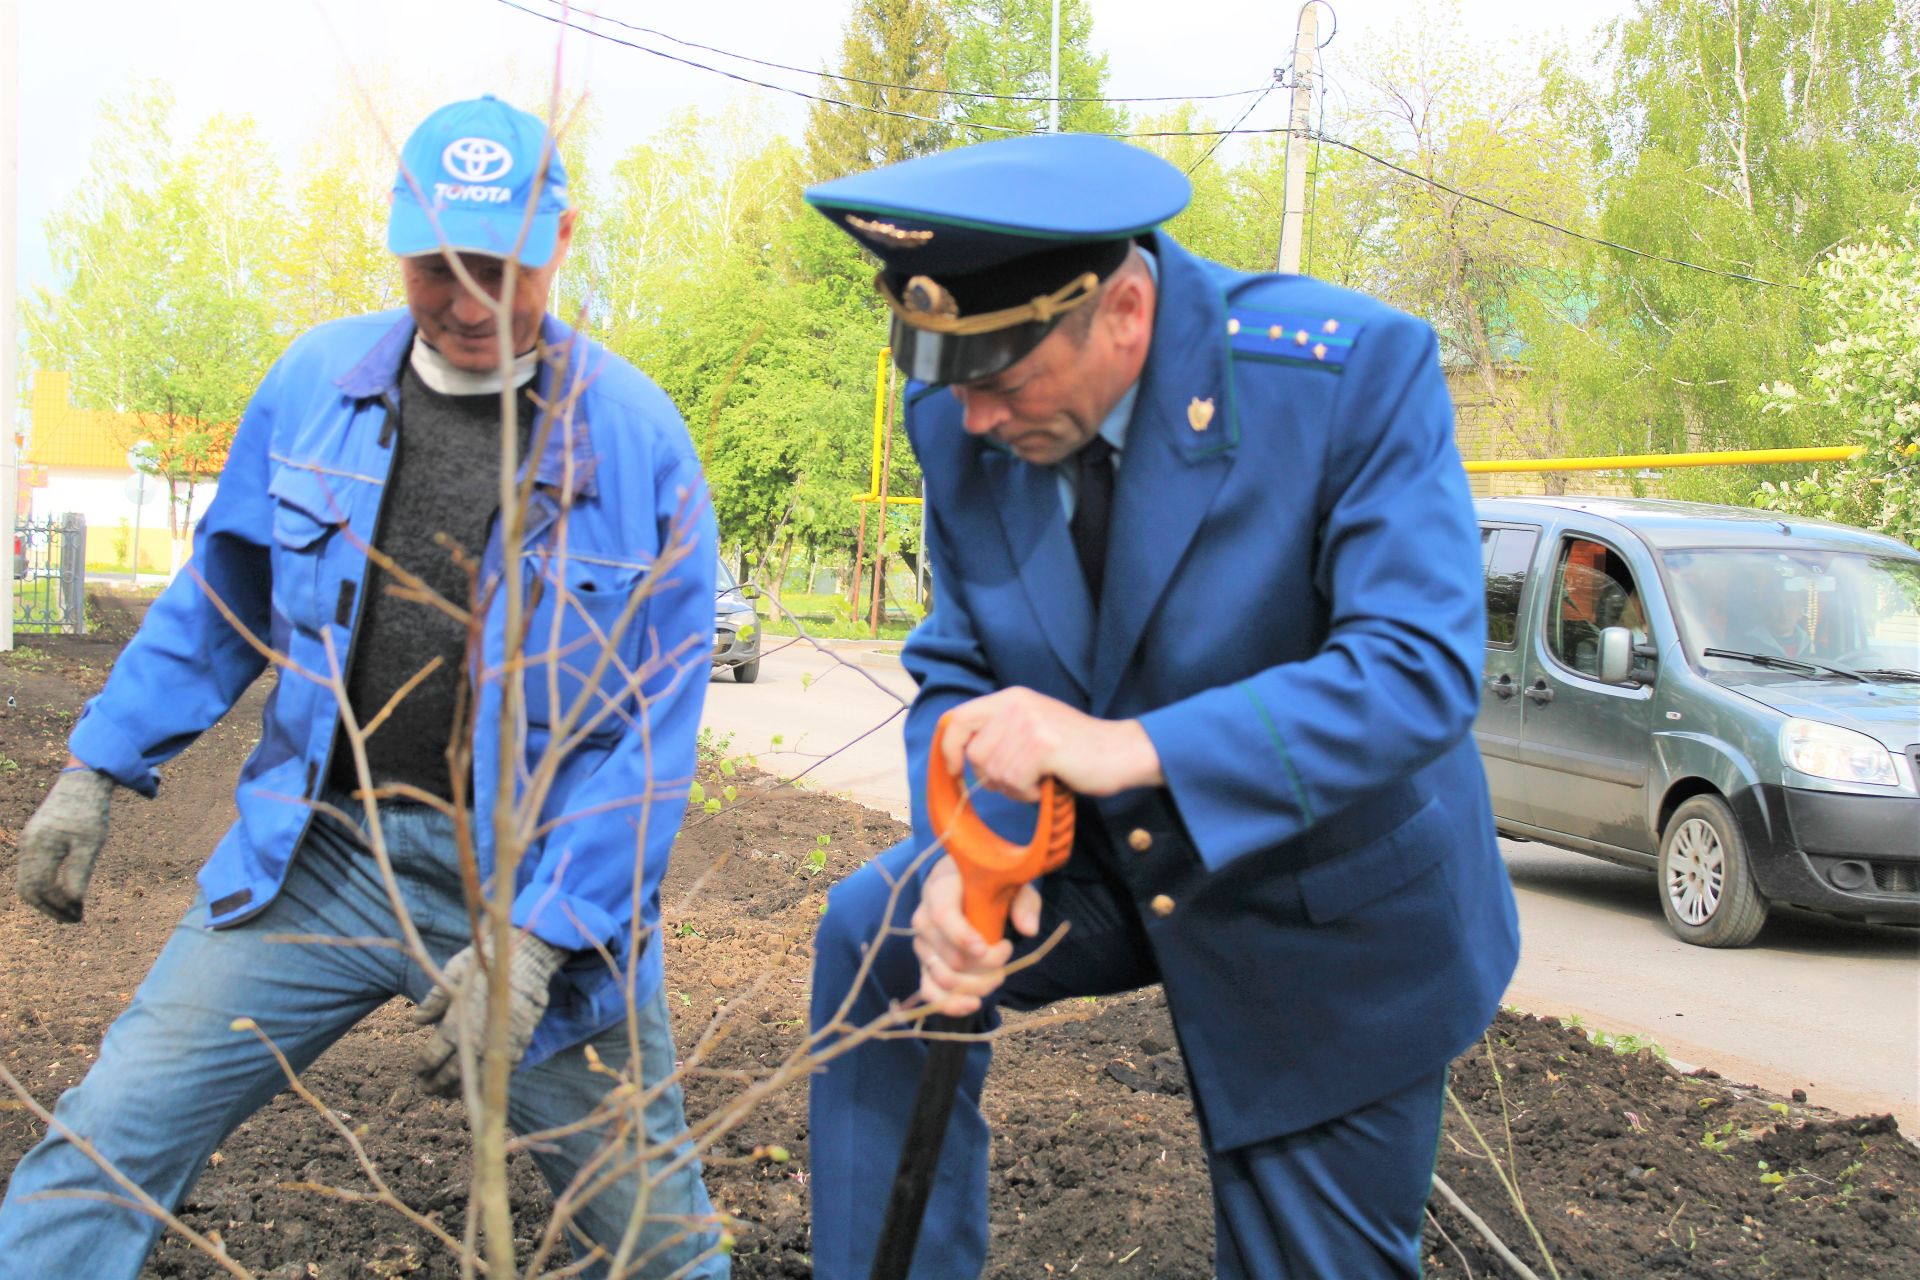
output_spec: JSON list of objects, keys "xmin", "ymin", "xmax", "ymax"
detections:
[
  {"xmin": 520, "ymin": 557, "xmax": 647, "ymax": 740},
  {"xmin": 267, "ymin": 466, "xmax": 351, "ymax": 635}
]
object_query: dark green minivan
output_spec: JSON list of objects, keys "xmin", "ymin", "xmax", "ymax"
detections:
[{"xmin": 1475, "ymin": 497, "xmax": 1920, "ymax": 947}]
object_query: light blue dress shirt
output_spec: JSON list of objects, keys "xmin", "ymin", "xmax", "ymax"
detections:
[{"xmin": 1055, "ymin": 248, "xmax": 1156, "ymax": 521}]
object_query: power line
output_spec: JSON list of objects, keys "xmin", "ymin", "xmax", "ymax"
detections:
[
  {"xmin": 1185, "ymin": 76, "xmax": 1281, "ymax": 176},
  {"xmin": 518, "ymin": 0, "xmax": 1278, "ymax": 106},
  {"xmin": 491, "ymin": 0, "xmax": 1287, "ymax": 142},
  {"xmin": 495, "ymin": 0, "xmax": 1023, "ymax": 135},
  {"xmin": 1298, "ymin": 131, "xmax": 1807, "ymax": 290},
  {"xmin": 496, "ymin": 0, "xmax": 1806, "ymax": 291}
]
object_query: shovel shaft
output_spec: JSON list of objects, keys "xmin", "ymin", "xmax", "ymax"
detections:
[
  {"xmin": 868, "ymin": 713, "xmax": 1078, "ymax": 1277},
  {"xmin": 869, "ymin": 1015, "xmax": 977, "ymax": 1280}
]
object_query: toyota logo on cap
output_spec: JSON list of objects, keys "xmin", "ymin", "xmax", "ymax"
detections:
[{"xmin": 442, "ymin": 137, "xmax": 514, "ymax": 183}]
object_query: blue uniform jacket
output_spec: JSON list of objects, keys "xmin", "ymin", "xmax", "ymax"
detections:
[
  {"xmin": 901, "ymin": 235, "xmax": 1521, "ymax": 1150},
  {"xmin": 67, "ymin": 310, "xmax": 717, "ymax": 1067}
]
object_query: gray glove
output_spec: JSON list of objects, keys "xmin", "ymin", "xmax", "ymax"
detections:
[
  {"xmin": 411, "ymin": 934, "xmax": 567, "ymax": 1097},
  {"xmin": 16, "ymin": 768, "xmax": 116, "ymax": 924}
]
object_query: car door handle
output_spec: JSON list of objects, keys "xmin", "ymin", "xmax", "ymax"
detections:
[
  {"xmin": 1483, "ymin": 673, "xmax": 1516, "ymax": 700},
  {"xmin": 1524, "ymin": 680, "xmax": 1555, "ymax": 704}
]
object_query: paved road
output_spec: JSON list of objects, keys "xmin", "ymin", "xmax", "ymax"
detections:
[
  {"xmin": 702, "ymin": 637, "xmax": 918, "ymax": 814},
  {"xmin": 702, "ymin": 643, "xmax": 1920, "ymax": 1131}
]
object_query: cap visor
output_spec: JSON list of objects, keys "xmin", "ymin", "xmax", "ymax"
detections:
[
  {"xmin": 388, "ymin": 200, "xmax": 560, "ymax": 269},
  {"xmin": 893, "ymin": 318, "xmax": 1057, "ymax": 385}
]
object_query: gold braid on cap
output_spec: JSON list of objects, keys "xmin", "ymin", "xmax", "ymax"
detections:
[{"xmin": 875, "ymin": 270, "xmax": 1101, "ymax": 335}]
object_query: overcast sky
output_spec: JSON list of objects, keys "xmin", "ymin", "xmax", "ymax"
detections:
[{"xmin": 16, "ymin": 0, "xmax": 1633, "ymax": 290}]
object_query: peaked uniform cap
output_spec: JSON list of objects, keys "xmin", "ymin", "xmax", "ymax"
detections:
[
  {"xmin": 806, "ymin": 134, "xmax": 1191, "ymax": 383},
  {"xmin": 388, "ymin": 95, "xmax": 572, "ymax": 269}
]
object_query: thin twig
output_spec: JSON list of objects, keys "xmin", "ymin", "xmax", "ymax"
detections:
[
  {"xmin": 0, "ymin": 1064, "xmax": 257, "ymax": 1279},
  {"xmin": 1445, "ymin": 1090, "xmax": 1562, "ymax": 1280},
  {"xmin": 1431, "ymin": 1174, "xmax": 1542, "ymax": 1280}
]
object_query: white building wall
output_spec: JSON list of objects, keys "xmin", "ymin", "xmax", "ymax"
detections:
[{"xmin": 31, "ymin": 467, "xmax": 219, "ymax": 573}]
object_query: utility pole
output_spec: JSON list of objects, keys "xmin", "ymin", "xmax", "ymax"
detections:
[
  {"xmin": 2, "ymin": 0, "xmax": 19, "ymax": 652},
  {"xmin": 1048, "ymin": 0, "xmax": 1062, "ymax": 132},
  {"xmin": 1275, "ymin": 1, "xmax": 1319, "ymax": 274}
]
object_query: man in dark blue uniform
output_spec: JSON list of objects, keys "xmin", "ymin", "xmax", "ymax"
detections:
[{"xmin": 802, "ymin": 134, "xmax": 1521, "ymax": 1278}]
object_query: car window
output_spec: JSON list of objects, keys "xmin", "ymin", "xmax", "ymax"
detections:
[
  {"xmin": 1482, "ymin": 527, "xmax": 1539, "ymax": 648},
  {"xmin": 1547, "ymin": 537, "xmax": 1645, "ymax": 678},
  {"xmin": 1662, "ymin": 548, "xmax": 1920, "ymax": 672}
]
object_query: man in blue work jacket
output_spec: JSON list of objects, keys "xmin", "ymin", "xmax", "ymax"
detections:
[
  {"xmin": 804, "ymin": 135, "xmax": 1520, "ymax": 1277},
  {"xmin": 1, "ymin": 97, "xmax": 727, "ymax": 1279}
]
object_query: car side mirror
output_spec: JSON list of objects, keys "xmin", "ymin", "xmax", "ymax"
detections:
[
  {"xmin": 1598, "ymin": 626, "xmax": 1640, "ymax": 685},
  {"xmin": 740, "ymin": 584, "xmax": 760, "ymax": 600}
]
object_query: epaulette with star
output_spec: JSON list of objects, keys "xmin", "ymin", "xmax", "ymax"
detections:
[{"xmin": 1225, "ymin": 307, "xmax": 1363, "ymax": 372}]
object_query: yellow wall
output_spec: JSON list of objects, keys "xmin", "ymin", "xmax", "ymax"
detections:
[
  {"xmin": 84, "ymin": 525, "xmax": 178, "ymax": 573},
  {"xmin": 26, "ymin": 372, "xmax": 145, "ymax": 468},
  {"xmin": 1447, "ymin": 369, "xmax": 1647, "ymax": 500}
]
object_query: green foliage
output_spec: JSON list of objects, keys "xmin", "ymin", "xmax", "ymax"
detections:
[
  {"xmin": 1755, "ymin": 205, "xmax": 1920, "ymax": 545},
  {"xmin": 595, "ymin": 109, "xmax": 908, "ymax": 571},
  {"xmin": 1587, "ymin": 1028, "xmax": 1670, "ymax": 1060},
  {"xmin": 27, "ymin": 86, "xmax": 285, "ymax": 536},
  {"xmin": 946, "ymin": 0, "xmax": 1125, "ymax": 142},
  {"xmin": 1547, "ymin": 0, "xmax": 1920, "ymax": 498},
  {"xmin": 805, "ymin": 0, "xmax": 954, "ymax": 180}
]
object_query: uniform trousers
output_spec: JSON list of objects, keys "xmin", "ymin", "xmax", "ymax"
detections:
[
  {"xmin": 807, "ymin": 837, "xmax": 1445, "ymax": 1279},
  {"xmin": 0, "ymin": 797, "xmax": 726, "ymax": 1280}
]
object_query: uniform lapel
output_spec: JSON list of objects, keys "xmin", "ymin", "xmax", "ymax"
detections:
[
  {"xmin": 983, "ymin": 446, "xmax": 1097, "ymax": 702},
  {"xmin": 1091, "ymin": 237, "xmax": 1238, "ymax": 715}
]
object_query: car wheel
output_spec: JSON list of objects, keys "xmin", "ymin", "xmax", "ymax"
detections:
[
  {"xmin": 1657, "ymin": 794, "xmax": 1768, "ymax": 948},
  {"xmin": 732, "ymin": 657, "xmax": 760, "ymax": 684}
]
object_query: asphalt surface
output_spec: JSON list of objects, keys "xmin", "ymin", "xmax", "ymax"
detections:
[{"xmin": 703, "ymin": 642, "xmax": 1920, "ymax": 1133}]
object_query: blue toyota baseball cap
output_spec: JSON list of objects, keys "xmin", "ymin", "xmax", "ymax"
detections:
[
  {"xmin": 388, "ymin": 95, "xmax": 571, "ymax": 268},
  {"xmin": 806, "ymin": 134, "xmax": 1190, "ymax": 383}
]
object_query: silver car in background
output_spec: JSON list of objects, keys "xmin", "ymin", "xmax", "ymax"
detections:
[
  {"xmin": 713, "ymin": 559, "xmax": 762, "ymax": 684},
  {"xmin": 1476, "ymin": 497, "xmax": 1920, "ymax": 947}
]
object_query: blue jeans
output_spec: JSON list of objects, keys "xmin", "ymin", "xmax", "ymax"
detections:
[{"xmin": 0, "ymin": 799, "xmax": 727, "ymax": 1280}]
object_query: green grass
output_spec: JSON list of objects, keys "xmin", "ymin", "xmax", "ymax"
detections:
[{"xmin": 757, "ymin": 590, "xmax": 922, "ymax": 641}]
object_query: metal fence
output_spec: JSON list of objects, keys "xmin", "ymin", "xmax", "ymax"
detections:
[{"xmin": 14, "ymin": 514, "xmax": 88, "ymax": 635}]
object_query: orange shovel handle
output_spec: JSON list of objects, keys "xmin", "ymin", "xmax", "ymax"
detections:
[{"xmin": 926, "ymin": 713, "xmax": 1076, "ymax": 944}]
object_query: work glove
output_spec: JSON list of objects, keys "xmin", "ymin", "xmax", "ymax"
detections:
[
  {"xmin": 16, "ymin": 767, "xmax": 116, "ymax": 924},
  {"xmin": 412, "ymin": 933, "xmax": 567, "ymax": 1098}
]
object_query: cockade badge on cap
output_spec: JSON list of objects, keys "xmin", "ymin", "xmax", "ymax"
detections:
[{"xmin": 901, "ymin": 276, "xmax": 961, "ymax": 320}]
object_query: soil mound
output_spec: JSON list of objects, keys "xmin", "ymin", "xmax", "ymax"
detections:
[{"xmin": 1, "ymin": 606, "xmax": 1913, "ymax": 1277}]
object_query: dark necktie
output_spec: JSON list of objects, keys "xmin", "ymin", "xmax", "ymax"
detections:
[{"xmin": 1069, "ymin": 435, "xmax": 1116, "ymax": 606}]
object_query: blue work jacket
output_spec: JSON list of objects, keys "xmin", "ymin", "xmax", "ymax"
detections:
[
  {"xmin": 68, "ymin": 311, "xmax": 717, "ymax": 1066},
  {"xmin": 900, "ymin": 235, "xmax": 1521, "ymax": 1150}
]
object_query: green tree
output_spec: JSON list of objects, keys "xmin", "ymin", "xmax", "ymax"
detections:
[
  {"xmin": 598, "ymin": 108, "xmax": 904, "ymax": 582},
  {"xmin": 1355, "ymin": 7, "xmax": 1595, "ymax": 479},
  {"xmin": 1556, "ymin": 0, "xmax": 1920, "ymax": 498},
  {"xmin": 946, "ymin": 0, "xmax": 1125, "ymax": 141},
  {"xmin": 1128, "ymin": 105, "xmax": 1289, "ymax": 274},
  {"xmin": 804, "ymin": 0, "xmax": 954, "ymax": 181},
  {"xmin": 277, "ymin": 82, "xmax": 417, "ymax": 332},
  {"xmin": 1756, "ymin": 204, "xmax": 1920, "ymax": 546},
  {"xmin": 26, "ymin": 86, "xmax": 286, "ymax": 550}
]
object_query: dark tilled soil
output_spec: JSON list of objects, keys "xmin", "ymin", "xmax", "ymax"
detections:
[{"xmin": 0, "ymin": 590, "xmax": 1915, "ymax": 1278}]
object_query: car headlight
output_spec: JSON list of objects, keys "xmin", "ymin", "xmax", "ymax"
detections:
[{"xmin": 1780, "ymin": 718, "xmax": 1898, "ymax": 787}]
